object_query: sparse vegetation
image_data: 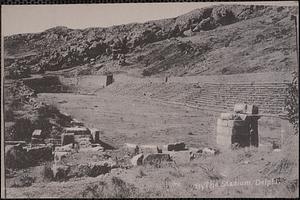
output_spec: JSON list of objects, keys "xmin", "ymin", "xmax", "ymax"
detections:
[
  {"xmin": 81, "ymin": 177, "xmax": 138, "ymax": 198},
  {"xmin": 3, "ymin": 4, "xmax": 299, "ymax": 199},
  {"xmin": 285, "ymin": 71, "xmax": 299, "ymax": 134},
  {"xmin": 11, "ymin": 175, "xmax": 35, "ymax": 188},
  {"xmin": 42, "ymin": 163, "xmax": 54, "ymax": 181}
]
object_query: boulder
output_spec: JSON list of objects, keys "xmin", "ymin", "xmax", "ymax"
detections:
[
  {"xmin": 131, "ymin": 153, "xmax": 144, "ymax": 166},
  {"xmin": 143, "ymin": 153, "xmax": 171, "ymax": 167},
  {"xmin": 68, "ymin": 159, "xmax": 117, "ymax": 178},
  {"xmin": 211, "ymin": 6, "xmax": 236, "ymax": 25},
  {"xmin": 196, "ymin": 17, "xmax": 217, "ymax": 31},
  {"xmin": 167, "ymin": 142, "xmax": 186, "ymax": 151},
  {"xmin": 52, "ymin": 164, "xmax": 70, "ymax": 180},
  {"xmin": 54, "ymin": 151, "xmax": 70, "ymax": 164},
  {"xmin": 88, "ymin": 159, "xmax": 118, "ymax": 177},
  {"xmin": 202, "ymin": 147, "xmax": 220, "ymax": 155},
  {"xmin": 183, "ymin": 29, "xmax": 195, "ymax": 37}
]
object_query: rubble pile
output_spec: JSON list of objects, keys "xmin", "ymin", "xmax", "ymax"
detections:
[{"xmin": 128, "ymin": 142, "xmax": 220, "ymax": 167}]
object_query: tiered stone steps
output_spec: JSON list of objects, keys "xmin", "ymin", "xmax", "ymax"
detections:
[{"xmin": 109, "ymin": 81, "xmax": 289, "ymax": 115}]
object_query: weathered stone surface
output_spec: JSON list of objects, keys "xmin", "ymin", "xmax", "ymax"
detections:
[
  {"xmin": 52, "ymin": 164, "xmax": 70, "ymax": 180},
  {"xmin": 167, "ymin": 142, "xmax": 186, "ymax": 151},
  {"xmin": 167, "ymin": 151, "xmax": 191, "ymax": 164},
  {"xmin": 54, "ymin": 151, "xmax": 70, "ymax": 164},
  {"xmin": 61, "ymin": 133, "xmax": 75, "ymax": 146},
  {"xmin": 234, "ymin": 103, "xmax": 247, "ymax": 114},
  {"xmin": 78, "ymin": 137, "xmax": 92, "ymax": 148},
  {"xmin": 131, "ymin": 153, "xmax": 144, "ymax": 166},
  {"xmin": 220, "ymin": 113, "xmax": 235, "ymax": 120},
  {"xmin": 202, "ymin": 147, "xmax": 219, "ymax": 155},
  {"xmin": 79, "ymin": 146, "xmax": 104, "ymax": 152},
  {"xmin": 143, "ymin": 153, "xmax": 171, "ymax": 166},
  {"xmin": 216, "ymin": 134, "xmax": 232, "ymax": 148},
  {"xmin": 55, "ymin": 144, "xmax": 73, "ymax": 152},
  {"xmin": 124, "ymin": 143, "xmax": 138, "ymax": 150},
  {"xmin": 246, "ymin": 104, "xmax": 259, "ymax": 114},
  {"xmin": 25, "ymin": 145, "xmax": 53, "ymax": 163},
  {"xmin": 139, "ymin": 144, "xmax": 160, "ymax": 154},
  {"xmin": 68, "ymin": 159, "xmax": 118, "ymax": 178},
  {"xmin": 124, "ymin": 143, "xmax": 140, "ymax": 154},
  {"xmin": 90, "ymin": 128, "xmax": 100, "ymax": 143},
  {"xmin": 237, "ymin": 114, "xmax": 248, "ymax": 121},
  {"xmin": 5, "ymin": 145, "xmax": 29, "ymax": 169},
  {"xmin": 88, "ymin": 159, "xmax": 118, "ymax": 177}
]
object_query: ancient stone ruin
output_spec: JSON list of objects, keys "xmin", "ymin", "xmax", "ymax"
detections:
[
  {"xmin": 106, "ymin": 74, "xmax": 114, "ymax": 86},
  {"xmin": 217, "ymin": 103, "xmax": 260, "ymax": 149}
]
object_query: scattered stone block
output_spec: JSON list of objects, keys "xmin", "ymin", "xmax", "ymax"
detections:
[
  {"xmin": 143, "ymin": 153, "xmax": 171, "ymax": 166},
  {"xmin": 55, "ymin": 144, "xmax": 73, "ymax": 152},
  {"xmin": 131, "ymin": 153, "xmax": 144, "ymax": 166},
  {"xmin": 124, "ymin": 143, "xmax": 140, "ymax": 154},
  {"xmin": 78, "ymin": 137, "xmax": 92, "ymax": 148},
  {"xmin": 90, "ymin": 128, "xmax": 100, "ymax": 143},
  {"xmin": 167, "ymin": 142, "xmax": 186, "ymax": 151},
  {"xmin": 52, "ymin": 164, "xmax": 70, "ymax": 180},
  {"xmin": 79, "ymin": 146, "xmax": 104, "ymax": 152},
  {"xmin": 61, "ymin": 133, "xmax": 75, "ymax": 146},
  {"xmin": 88, "ymin": 159, "xmax": 118, "ymax": 177},
  {"xmin": 189, "ymin": 147, "xmax": 202, "ymax": 154},
  {"xmin": 139, "ymin": 144, "xmax": 160, "ymax": 154},
  {"xmin": 25, "ymin": 145, "xmax": 53, "ymax": 162},
  {"xmin": 124, "ymin": 143, "xmax": 138, "ymax": 149},
  {"xmin": 202, "ymin": 147, "xmax": 219, "ymax": 155},
  {"xmin": 54, "ymin": 151, "xmax": 70, "ymax": 164}
]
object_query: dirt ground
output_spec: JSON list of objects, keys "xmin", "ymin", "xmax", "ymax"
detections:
[
  {"xmin": 37, "ymin": 91, "xmax": 218, "ymax": 149},
  {"xmin": 5, "ymin": 74, "xmax": 299, "ymax": 198}
]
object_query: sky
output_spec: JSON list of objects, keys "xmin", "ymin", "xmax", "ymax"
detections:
[{"xmin": 1, "ymin": 1, "xmax": 298, "ymax": 36}]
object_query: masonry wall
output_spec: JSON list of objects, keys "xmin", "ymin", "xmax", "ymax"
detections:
[{"xmin": 109, "ymin": 77, "xmax": 291, "ymax": 115}]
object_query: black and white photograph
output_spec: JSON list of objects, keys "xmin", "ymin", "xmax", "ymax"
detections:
[{"xmin": 1, "ymin": 1, "xmax": 299, "ymax": 198}]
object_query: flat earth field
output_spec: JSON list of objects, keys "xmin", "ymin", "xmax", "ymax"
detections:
[{"xmin": 6, "ymin": 74, "xmax": 299, "ymax": 198}]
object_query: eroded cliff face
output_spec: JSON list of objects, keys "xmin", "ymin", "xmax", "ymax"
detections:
[{"xmin": 4, "ymin": 5, "xmax": 298, "ymax": 77}]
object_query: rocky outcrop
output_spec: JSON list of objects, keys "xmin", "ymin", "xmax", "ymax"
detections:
[{"xmin": 4, "ymin": 5, "xmax": 296, "ymax": 77}]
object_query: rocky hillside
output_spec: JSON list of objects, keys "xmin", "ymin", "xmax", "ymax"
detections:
[{"xmin": 4, "ymin": 4, "xmax": 298, "ymax": 77}]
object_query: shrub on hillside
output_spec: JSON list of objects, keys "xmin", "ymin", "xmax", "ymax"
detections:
[
  {"xmin": 7, "ymin": 63, "xmax": 31, "ymax": 79},
  {"xmin": 13, "ymin": 118, "xmax": 33, "ymax": 142},
  {"xmin": 285, "ymin": 71, "xmax": 299, "ymax": 134},
  {"xmin": 42, "ymin": 163, "xmax": 54, "ymax": 181},
  {"xmin": 11, "ymin": 174, "xmax": 35, "ymax": 187}
]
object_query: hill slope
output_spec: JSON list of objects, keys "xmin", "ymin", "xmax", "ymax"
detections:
[{"xmin": 4, "ymin": 4, "xmax": 298, "ymax": 77}]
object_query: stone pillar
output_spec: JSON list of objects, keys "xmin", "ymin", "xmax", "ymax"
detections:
[
  {"xmin": 106, "ymin": 74, "xmax": 114, "ymax": 86},
  {"xmin": 249, "ymin": 117, "xmax": 259, "ymax": 147}
]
